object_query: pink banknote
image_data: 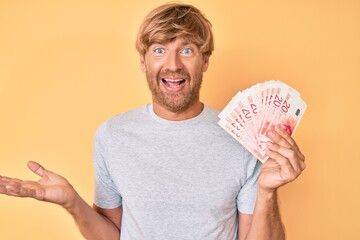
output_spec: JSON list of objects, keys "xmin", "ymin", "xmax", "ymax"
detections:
[{"xmin": 218, "ymin": 80, "xmax": 307, "ymax": 162}]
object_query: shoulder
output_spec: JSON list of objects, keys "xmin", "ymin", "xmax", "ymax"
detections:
[
  {"xmin": 203, "ymin": 105, "xmax": 258, "ymax": 162},
  {"xmin": 200, "ymin": 105, "xmax": 231, "ymax": 137},
  {"xmin": 199, "ymin": 105, "xmax": 223, "ymax": 128},
  {"xmin": 203, "ymin": 105, "xmax": 221, "ymax": 121},
  {"xmin": 95, "ymin": 104, "xmax": 150, "ymax": 139}
]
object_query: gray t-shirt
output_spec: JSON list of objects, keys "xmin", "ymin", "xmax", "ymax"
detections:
[{"xmin": 94, "ymin": 104, "xmax": 261, "ymax": 240}]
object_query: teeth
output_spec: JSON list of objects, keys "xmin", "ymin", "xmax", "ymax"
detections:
[{"xmin": 164, "ymin": 79, "xmax": 183, "ymax": 82}]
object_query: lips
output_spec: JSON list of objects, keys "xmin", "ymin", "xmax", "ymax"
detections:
[
  {"xmin": 162, "ymin": 78, "xmax": 186, "ymax": 89},
  {"xmin": 161, "ymin": 78, "xmax": 186, "ymax": 92}
]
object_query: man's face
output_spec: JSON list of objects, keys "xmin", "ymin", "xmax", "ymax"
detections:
[{"xmin": 140, "ymin": 38, "xmax": 209, "ymax": 113}]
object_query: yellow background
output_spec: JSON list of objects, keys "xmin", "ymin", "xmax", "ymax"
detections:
[{"xmin": 1, "ymin": 0, "xmax": 359, "ymax": 239}]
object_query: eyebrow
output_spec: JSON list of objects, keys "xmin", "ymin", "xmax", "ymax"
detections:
[{"xmin": 151, "ymin": 40, "xmax": 196, "ymax": 47}]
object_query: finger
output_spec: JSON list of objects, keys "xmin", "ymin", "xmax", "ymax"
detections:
[
  {"xmin": 0, "ymin": 176, "xmax": 16, "ymax": 193},
  {"xmin": 268, "ymin": 127, "xmax": 305, "ymax": 161},
  {"xmin": 7, "ymin": 177, "xmax": 23, "ymax": 183},
  {"xmin": 16, "ymin": 182, "xmax": 42, "ymax": 199},
  {"xmin": 267, "ymin": 142, "xmax": 305, "ymax": 174},
  {"xmin": 0, "ymin": 177, "xmax": 7, "ymax": 193},
  {"xmin": 276, "ymin": 126, "xmax": 306, "ymax": 161},
  {"xmin": 267, "ymin": 130, "xmax": 292, "ymax": 149},
  {"xmin": 3, "ymin": 180, "xmax": 44, "ymax": 199},
  {"xmin": 27, "ymin": 161, "xmax": 47, "ymax": 177},
  {"xmin": 5, "ymin": 184, "xmax": 28, "ymax": 198},
  {"xmin": 0, "ymin": 176, "xmax": 11, "ymax": 184},
  {"xmin": 296, "ymin": 149, "xmax": 305, "ymax": 162},
  {"xmin": 265, "ymin": 149, "xmax": 298, "ymax": 182},
  {"xmin": 275, "ymin": 125, "xmax": 297, "ymax": 147},
  {"xmin": 0, "ymin": 180, "xmax": 23, "ymax": 197},
  {"xmin": 0, "ymin": 173, "xmax": 46, "ymax": 200},
  {"xmin": 0, "ymin": 176, "xmax": 23, "ymax": 189}
]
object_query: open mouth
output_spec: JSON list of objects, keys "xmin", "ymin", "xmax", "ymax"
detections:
[{"xmin": 162, "ymin": 78, "xmax": 186, "ymax": 89}]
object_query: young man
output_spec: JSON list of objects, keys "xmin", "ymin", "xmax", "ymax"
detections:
[{"xmin": 0, "ymin": 3, "xmax": 305, "ymax": 240}]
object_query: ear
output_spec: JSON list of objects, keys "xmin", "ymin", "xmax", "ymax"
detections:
[
  {"xmin": 201, "ymin": 55, "xmax": 210, "ymax": 72},
  {"xmin": 140, "ymin": 56, "xmax": 146, "ymax": 73}
]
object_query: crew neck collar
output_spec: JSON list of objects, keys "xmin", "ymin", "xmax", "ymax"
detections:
[{"xmin": 147, "ymin": 103, "xmax": 207, "ymax": 126}]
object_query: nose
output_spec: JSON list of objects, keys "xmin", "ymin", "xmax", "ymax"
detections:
[{"xmin": 165, "ymin": 52, "xmax": 183, "ymax": 71}]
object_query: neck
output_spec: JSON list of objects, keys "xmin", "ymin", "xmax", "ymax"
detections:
[{"xmin": 152, "ymin": 101, "xmax": 204, "ymax": 121}]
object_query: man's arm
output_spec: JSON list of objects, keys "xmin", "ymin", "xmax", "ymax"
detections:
[
  {"xmin": 238, "ymin": 212, "xmax": 253, "ymax": 240},
  {"xmin": 0, "ymin": 161, "xmax": 121, "ymax": 240},
  {"xmin": 240, "ymin": 190, "xmax": 285, "ymax": 240},
  {"xmin": 239, "ymin": 125, "xmax": 305, "ymax": 240},
  {"xmin": 65, "ymin": 194, "xmax": 122, "ymax": 240}
]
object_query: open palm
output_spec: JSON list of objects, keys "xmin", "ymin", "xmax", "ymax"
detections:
[{"xmin": 0, "ymin": 161, "xmax": 76, "ymax": 208}]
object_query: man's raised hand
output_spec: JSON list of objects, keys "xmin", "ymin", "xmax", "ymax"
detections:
[{"xmin": 259, "ymin": 125, "xmax": 306, "ymax": 193}]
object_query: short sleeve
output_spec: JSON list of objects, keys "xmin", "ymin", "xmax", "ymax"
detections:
[
  {"xmin": 93, "ymin": 123, "xmax": 122, "ymax": 208},
  {"xmin": 236, "ymin": 151, "xmax": 262, "ymax": 214}
]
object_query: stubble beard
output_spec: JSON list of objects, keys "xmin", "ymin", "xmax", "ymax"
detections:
[{"xmin": 146, "ymin": 72, "xmax": 203, "ymax": 113}]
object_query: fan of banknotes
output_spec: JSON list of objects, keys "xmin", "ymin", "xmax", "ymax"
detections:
[{"xmin": 218, "ymin": 80, "xmax": 307, "ymax": 162}]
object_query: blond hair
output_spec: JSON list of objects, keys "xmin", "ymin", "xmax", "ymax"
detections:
[{"xmin": 136, "ymin": 2, "xmax": 214, "ymax": 57}]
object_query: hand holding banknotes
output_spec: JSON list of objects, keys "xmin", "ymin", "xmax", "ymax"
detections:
[
  {"xmin": 219, "ymin": 80, "xmax": 307, "ymax": 192},
  {"xmin": 259, "ymin": 125, "xmax": 306, "ymax": 192}
]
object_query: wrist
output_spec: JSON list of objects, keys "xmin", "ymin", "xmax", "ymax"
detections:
[
  {"xmin": 257, "ymin": 187, "xmax": 278, "ymax": 203},
  {"xmin": 62, "ymin": 186, "xmax": 81, "ymax": 213}
]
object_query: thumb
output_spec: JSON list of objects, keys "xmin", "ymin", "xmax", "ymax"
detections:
[{"xmin": 27, "ymin": 161, "xmax": 47, "ymax": 177}]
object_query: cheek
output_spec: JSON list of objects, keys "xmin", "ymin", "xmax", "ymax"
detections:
[
  {"xmin": 187, "ymin": 62, "xmax": 205, "ymax": 77},
  {"xmin": 146, "ymin": 62, "xmax": 163, "ymax": 76}
]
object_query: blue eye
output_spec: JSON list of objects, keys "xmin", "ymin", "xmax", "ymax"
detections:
[
  {"xmin": 154, "ymin": 48, "xmax": 165, "ymax": 54},
  {"xmin": 182, "ymin": 48, "xmax": 193, "ymax": 55}
]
